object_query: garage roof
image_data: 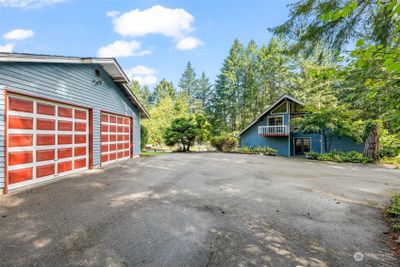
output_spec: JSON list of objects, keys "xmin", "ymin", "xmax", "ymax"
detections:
[{"xmin": 0, "ymin": 52, "xmax": 150, "ymax": 119}]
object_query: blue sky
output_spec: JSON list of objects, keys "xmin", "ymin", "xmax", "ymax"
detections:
[{"xmin": 0, "ymin": 0, "xmax": 293, "ymax": 88}]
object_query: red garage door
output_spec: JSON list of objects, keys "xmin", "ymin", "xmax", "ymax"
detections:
[
  {"xmin": 6, "ymin": 93, "xmax": 90, "ymax": 190},
  {"xmin": 100, "ymin": 112, "xmax": 131, "ymax": 165}
]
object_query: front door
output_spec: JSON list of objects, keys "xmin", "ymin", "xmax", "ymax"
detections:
[{"xmin": 294, "ymin": 138, "xmax": 310, "ymax": 155}]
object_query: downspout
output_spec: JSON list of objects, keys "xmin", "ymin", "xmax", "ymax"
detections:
[
  {"xmin": 320, "ymin": 134, "xmax": 323, "ymax": 153},
  {"xmin": 287, "ymin": 101, "xmax": 290, "ymax": 157}
]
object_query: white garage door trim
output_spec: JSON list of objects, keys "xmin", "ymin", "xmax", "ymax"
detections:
[
  {"xmin": 6, "ymin": 92, "xmax": 90, "ymax": 191},
  {"xmin": 100, "ymin": 111, "xmax": 132, "ymax": 166}
]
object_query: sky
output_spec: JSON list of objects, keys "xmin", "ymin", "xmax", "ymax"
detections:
[{"xmin": 0, "ymin": 0, "xmax": 293, "ymax": 89}]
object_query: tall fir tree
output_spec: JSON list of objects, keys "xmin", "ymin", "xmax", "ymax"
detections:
[
  {"xmin": 178, "ymin": 61, "xmax": 198, "ymax": 112},
  {"xmin": 152, "ymin": 79, "xmax": 176, "ymax": 105},
  {"xmin": 195, "ymin": 71, "xmax": 212, "ymax": 112}
]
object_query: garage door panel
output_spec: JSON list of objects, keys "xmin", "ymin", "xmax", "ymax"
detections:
[
  {"xmin": 74, "ymin": 158, "xmax": 86, "ymax": 169},
  {"xmin": 7, "ymin": 94, "xmax": 90, "ymax": 190},
  {"xmin": 101, "ymin": 154, "xmax": 108, "ymax": 163},
  {"xmin": 58, "ymin": 134, "xmax": 72, "ymax": 144},
  {"xmin": 58, "ymin": 148, "xmax": 73, "ymax": 158},
  {"xmin": 9, "ymin": 97, "xmax": 34, "ymax": 113},
  {"xmin": 37, "ymin": 102, "xmax": 55, "ymax": 115},
  {"xmin": 37, "ymin": 118, "xmax": 55, "ymax": 130},
  {"xmin": 74, "ymin": 110, "xmax": 86, "ymax": 120},
  {"xmin": 36, "ymin": 149, "xmax": 55, "ymax": 162},
  {"xmin": 58, "ymin": 106, "xmax": 73, "ymax": 118},
  {"xmin": 9, "ymin": 151, "xmax": 33, "ymax": 166},
  {"xmin": 58, "ymin": 161, "xmax": 72, "ymax": 173},
  {"xmin": 37, "ymin": 134, "xmax": 55, "ymax": 146},
  {"xmin": 74, "ymin": 135, "xmax": 86, "ymax": 144},
  {"xmin": 9, "ymin": 168, "xmax": 33, "ymax": 184},
  {"xmin": 58, "ymin": 120, "xmax": 73, "ymax": 131},
  {"xmin": 9, "ymin": 134, "xmax": 33, "ymax": 147},
  {"xmin": 75, "ymin": 122, "xmax": 86, "ymax": 132},
  {"xmin": 36, "ymin": 164, "xmax": 55, "ymax": 178},
  {"xmin": 100, "ymin": 112, "xmax": 131, "ymax": 165},
  {"xmin": 74, "ymin": 147, "xmax": 86, "ymax": 156},
  {"xmin": 9, "ymin": 116, "xmax": 33, "ymax": 129}
]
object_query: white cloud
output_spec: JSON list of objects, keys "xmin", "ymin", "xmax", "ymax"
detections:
[
  {"xmin": 97, "ymin": 40, "xmax": 151, "ymax": 57},
  {"xmin": 132, "ymin": 75, "xmax": 157, "ymax": 86},
  {"xmin": 176, "ymin": 37, "xmax": 203, "ymax": 50},
  {"xmin": 125, "ymin": 65, "xmax": 157, "ymax": 86},
  {"xmin": 106, "ymin": 10, "xmax": 120, "ymax": 18},
  {"xmin": 0, "ymin": 0, "xmax": 65, "ymax": 8},
  {"xmin": 3, "ymin": 29, "xmax": 34, "ymax": 40},
  {"xmin": 112, "ymin": 5, "xmax": 194, "ymax": 39},
  {"xmin": 0, "ymin": 43, "xmax": 15, "ymax": 52}
]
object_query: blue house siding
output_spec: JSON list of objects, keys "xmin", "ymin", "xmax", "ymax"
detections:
[
  {"xmin": 240, "ymin": 118, "xmax": 290, "ymax": 156},
  {"xmin": 0, "ymin": 62, "xmax": 141, "ymax": 188},
  {"xmin": 325, "ymin": 136, "xmax": 364, "ymax": 153},
  {"xmin": 291, "ymin": 133, "xmax": 323, "ymax": 155},
  {"xmin": 239, "ymin": 98, "xmax": 365, "ymax": 157}
]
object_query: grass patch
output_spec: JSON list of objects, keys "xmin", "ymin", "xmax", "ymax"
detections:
[
  {"xmin": 380, "ymin": 156, "xmax": 400, "ymax": 168},
  {"xmin": 140, "ymin": 151, "xmax": 168, "ymax": 157}
]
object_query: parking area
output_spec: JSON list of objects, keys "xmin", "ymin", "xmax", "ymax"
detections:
[{"xmin": 0, "ymin": 153, "xmax": 399, "ymax": 266}]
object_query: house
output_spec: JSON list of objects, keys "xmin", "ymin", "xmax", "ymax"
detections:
[
  {"xmin": 238, "ymin": 95, "xmax": 363, "ymax": 157},
  {"xmin": 0, "ymin": 53, "xmax": 149, "ymax": 193}
]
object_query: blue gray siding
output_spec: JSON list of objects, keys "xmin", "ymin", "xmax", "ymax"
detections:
[
  {"xmin": 0, "ymin": 62, "xmax": 141, "ymax": 188},
  {"xmin": 325, "ymin": 136, "xmax": 364, "ymax": 153},
  {"xmin": 239, "ymin": 100, "xmax": 364, "ymax": 156},
  {"xmin": 291, "ymin": 133, "xmax": 323, "ymax": 155},
  {"xmin": 240, "ymin": 114, "xmax": 291, "ymax": 156}
]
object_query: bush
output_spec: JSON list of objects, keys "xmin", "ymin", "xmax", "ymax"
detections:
[
  {"xmin": 210, "ymin": 135, "xmax": 238, "ymax": 152},
  {"xmin": 232, "ymin": 146, "xmax": 278, "ymax": 156},
  {"xmin": 305, "ymin": 150, "xmax": 373, "ymax": 164},
  {"xmin": 141, "ymin": 125, "xmax": 149, "ymax": 150},
  {"xmin": 387, "ymin": 194, "xmax": 400, "ymax": 231}
]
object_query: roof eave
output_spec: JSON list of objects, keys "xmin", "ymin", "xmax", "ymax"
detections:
[
  {"xmin": 237, "ymin": 95, "xmax": 304, "ymax": 136},
  {"xmin": 0, "ymin": 52, "xmax": 151, "ymax": 118}
]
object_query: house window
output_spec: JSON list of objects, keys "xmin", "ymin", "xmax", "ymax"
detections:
[
  {"xmin": 271, "ymin": 102, "xmax": 287, "ymax": 113},
  {"xmin": 268, "ymin": 116, "xmax": 283, "ymax": 126}
]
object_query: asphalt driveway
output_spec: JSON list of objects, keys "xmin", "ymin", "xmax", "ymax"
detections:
[{"xmin": 0, "ymin": 153, "xmax": 399, "ymax": 266}]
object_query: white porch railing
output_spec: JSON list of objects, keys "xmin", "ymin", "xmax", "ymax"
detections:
[{"xmin": 258, "ymin": 125, "xmax": 289, "ymax": 136}]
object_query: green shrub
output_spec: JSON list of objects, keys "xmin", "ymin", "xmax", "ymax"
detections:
[
  {"xmin": 388, "ymin": 194, "xmax": 400, "ymax": 217},
  {"xmin": 140, "ymin": 125, "xmax": 149, "ymax": 150},
  {"xmin": 231, "ymin": 146, "xmax": 278, "ymax": 155},
  {"xmin": 387, "ymin": 194, "xmax": 400, "ymax": 232},
  {"xmin": 210, "ymin": 135, "xmax": 238, "ymax": 152},
  {"xmin": 305, "ymin": 150, "xmax": 373, "ymax": 164}
]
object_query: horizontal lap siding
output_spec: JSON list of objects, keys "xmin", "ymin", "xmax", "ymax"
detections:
[
  {"xmin": 291, "ymin": 133, "xmax": 323, "ymax": 155},
  {"xmin": 0, "ymin": 88, "xmax": 4, "ymax": 188},
  {"xmin": 0, "ymin": 62, "xmax": 141, "ymax": 188},
  {"xmin": 240, "ymin": 118, "xmax": 290, "ymax": 156},
  {"xmin": 326, "ymin": 136, "xmax": 364, "ymax": 153}
]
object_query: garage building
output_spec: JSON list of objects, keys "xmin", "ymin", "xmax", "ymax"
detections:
[{"xmin": 0, "ymin": 53, "xmax": 150, "ymax": 193}]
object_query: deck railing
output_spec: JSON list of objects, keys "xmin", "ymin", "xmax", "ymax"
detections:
[{"xmin": 258, "ymin": 125, "xmax": 289, "ymax": 136}]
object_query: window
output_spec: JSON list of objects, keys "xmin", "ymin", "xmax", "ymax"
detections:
[
  {"xmin": 271, "ymin": 102, "xmax": 287, "ymax": 113},
  {"xmin": 94, "ymin": 68, "xmax": 101, "ymax": 77},
  {"xmin": 268, "ymin": 116, "xmax": 283, "ymax": 126}
]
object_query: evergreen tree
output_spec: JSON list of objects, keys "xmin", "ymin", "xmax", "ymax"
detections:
[
  {"xmin": 152, "ymin": 79, "xmax": 176, "ymax": 105},
  {"xmin": 178, "ymin": 61, "xmax": 198, "ymax": 112},
  {"xmin": 130, "ymin": 81, "xmax": 152, "ymax": 108},
  {"xmin": 196, "ymin": 71, "xmax": 212, "ymax": 112}
]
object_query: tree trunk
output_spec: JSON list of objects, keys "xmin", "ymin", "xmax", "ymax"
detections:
[{"xmin": 364, "ymin": 122, "xmax": 380, "ymax": 160}]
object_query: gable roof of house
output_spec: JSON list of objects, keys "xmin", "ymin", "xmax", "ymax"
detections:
[
  {"xmin": 237, "ymin": 95, "xmax": 304, "ymax": 136},
  {"xmin": 0, "ymin": 52, "xmax": 150, "ymax": 118}
]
